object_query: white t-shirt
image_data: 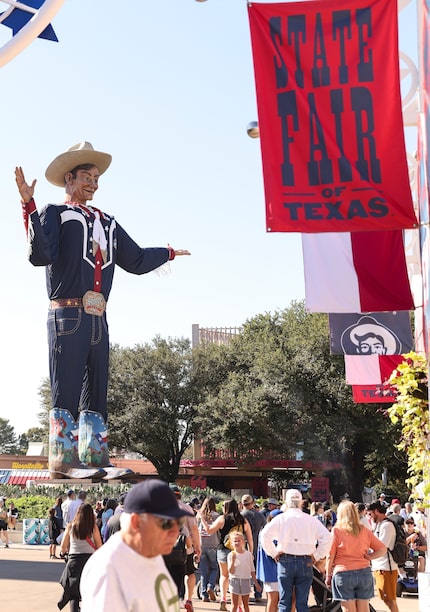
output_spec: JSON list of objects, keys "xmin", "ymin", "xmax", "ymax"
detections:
[
  {"xmin": 228, "ymin": 549, "xmax": 255, "ymax": 579},
  {"xmin": 80, "ymin": 532, "xmax": 179, "ymax": 612},
  {"xmin": 66, "ymin": 499, "xmax": 83, "ymax": 524},
  {"xmin": 371, "ymin": 519, "xmax": 397, "ymax": 571}
]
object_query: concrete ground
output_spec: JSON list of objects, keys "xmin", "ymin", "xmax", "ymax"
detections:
[{"xmin": 0, "ymin": 541, "xmax": 420, "ymax": 612}]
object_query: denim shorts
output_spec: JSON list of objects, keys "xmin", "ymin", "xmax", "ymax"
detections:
[
  {"xmin": 217, "ymin": 547, "xmax": 229, "ymax": 564},
  {"xmin": 332, "ymin": 567, "xmax": 374, "ymax": 601}
]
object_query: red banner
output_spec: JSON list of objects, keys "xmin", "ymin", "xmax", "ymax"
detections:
[
  {"xmin": 352, "ymin": 384, "xmax": 397, "ymax": 403},
  {"xmin": 311, "ymin": 477, "xmax": 330, "ymax": 501},
  {"xmin": 248, "ymin": 0, "xmax": 417, "ymax": 233}
]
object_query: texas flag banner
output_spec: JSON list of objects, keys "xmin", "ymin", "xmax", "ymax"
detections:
[
  {"xmin": 302, "ymin": 231, "xmax": 414, "ymax": 312},
  {"xmin": 248, "ymin": 0, "xmax": 417, "ymax": 233},
  {"xmin": 329, "ymin": 312, "xmax": 413, "ymax": 355},
  {"xmin": 352, "ymin": 384, "xmax": 397, "ymax": 403},
  {"xmin": 344, "ymin": 354, "xmax": 404, "ymax": 384}
]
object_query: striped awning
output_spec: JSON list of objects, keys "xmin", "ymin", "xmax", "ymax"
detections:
[
  {"xmin": 6, "ymin": 469, "xmax": 50, "ymax": 485},
  {"xmin": 0, "ymin": 469, "xmax": 11, "ymax": 484}
]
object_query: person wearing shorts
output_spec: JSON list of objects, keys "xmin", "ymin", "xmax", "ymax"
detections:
[
  {"xmin": 0, "ymin": 498, "xmax": 9, "ymax": 548},
  {"xmin": 326, "ymin": 501, "xmax": 386, "ymax": 611},
  {"xmin": 256, "ymin": 509, "xmax": 282, "ymax": 612},
  {"xmin": 228, "ymin": 531, "xmax": 261, "ymax": 612},
  {"xmin": 367, "ymin": 501, "xmax": 400, "ymax": 612}
]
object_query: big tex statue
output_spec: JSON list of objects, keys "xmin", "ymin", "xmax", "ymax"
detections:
[{"xmin": 16, "ymin": 142, "xmax": 190, "ymax": 478}]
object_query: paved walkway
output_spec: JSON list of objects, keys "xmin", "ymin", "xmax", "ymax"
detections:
[{"xmin": 0, "ymin": 543, "xmax": 420, "ymax": 612}]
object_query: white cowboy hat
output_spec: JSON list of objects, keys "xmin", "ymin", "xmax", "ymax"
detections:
[{"xmin": 45, "ymin": 141, "xmax": 112, "ymax": 187}]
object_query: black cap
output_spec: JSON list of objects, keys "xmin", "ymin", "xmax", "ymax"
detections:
[{"xmin": 124, "ymin": 479, "xmax": 193, "ymax": 519}]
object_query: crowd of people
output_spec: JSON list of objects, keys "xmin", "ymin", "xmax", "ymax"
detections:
[{"xmin": 0, "ymin": 485, "xmax": 427, "ymax": 612}]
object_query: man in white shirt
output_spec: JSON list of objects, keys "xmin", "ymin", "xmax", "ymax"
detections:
[
  {"xmin": 260, "ymin": 489, "xmax": 331, "ymax": 612},
  {"xmin": 61, "ymin": 490, "xmax": 76, "ymax": 528},
  {"xmin": 80, "ymin": 479, "xmax": 194, "ymax": 612},
  {"xmin": 367, "ymin": 501, "xmax": 399, "ymax": 612},
  {"xmin": 66, "ymin": 490, "xmax": 86, "ymax": 525}
]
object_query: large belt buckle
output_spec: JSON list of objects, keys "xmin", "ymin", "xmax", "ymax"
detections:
[{"xmin": 82, "ymin": 291, "xmax": 106, "ymax": 316}]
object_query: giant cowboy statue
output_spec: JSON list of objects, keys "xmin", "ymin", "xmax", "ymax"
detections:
[{"xmin": 15, "ymin": 142, "xmax": 191, "ymax": 478}]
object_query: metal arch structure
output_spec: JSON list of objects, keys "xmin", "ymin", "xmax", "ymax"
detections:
[{"xmin": 0, "ymin": 0, "xmax": 64, "ymax": 68}]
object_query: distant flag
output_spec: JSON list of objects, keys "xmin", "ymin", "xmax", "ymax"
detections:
[
  {"xmin": 344, "ymin": 354, "xmax": 404, "ymax": 385},
  {"xmin": 0, "ymin": 0, "xmax": 59, "ymax": 42},
  {"xmin": 352, "ymin": 383, "xmax": 397, "ymax": 403},
  {"xmin": 329, "ymin": 312, "xmax": 413, "ymax": 355},
  {"xmin": 302, "ymin": 231, "xmax": 414, "ymax": 313}
]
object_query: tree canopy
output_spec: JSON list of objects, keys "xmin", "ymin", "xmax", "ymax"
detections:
[
  {"xmin": 0, "ymin": 418, "xmax": 19, "ymax": 454},
  {"xmin": 194, "ymin": 302, "xmax": 408, "ymax": 499},
  {"xmin": 31, "ymin": 301, "xmax": 408, "ymax": 498},
  {"xmin": 107, "ymin": 337, "xmax": 197, "ymax": 482}
]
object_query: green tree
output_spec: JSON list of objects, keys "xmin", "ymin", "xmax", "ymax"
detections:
[
  {"xmin": 36, "ymin": 377, "xmax": 51, "ymax": 436},
  {"xmin": 195, "ymin": 302, "xmax": 408, "ymax": 500},
  {"xmin": 107, "ymin": 337, "xmax": 197, "ymax": 482},
  {"xmin": 0, "ymin": 418, "xmax": 19, "ymax": 454},
  {"xmin": 388, "ymin": 352, "xmax": 430, "ymax": 503}
]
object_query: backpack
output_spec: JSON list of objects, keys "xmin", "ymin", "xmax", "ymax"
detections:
[
  {"xmin": 163, "ymin": 532, "xmax": 187, "ymax": 566},
  {"xmin": 223, "ymin": 523, "xmax": 244, "ymax": 550},
  {"xmin": 384, "ymin": 516, "xmax": 408, "ymax": 565}
]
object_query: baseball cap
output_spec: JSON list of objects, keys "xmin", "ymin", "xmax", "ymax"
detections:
[
  {"xmin": 124, "ymin": 479, "xmax": 193, "ymax": 519},
  {"xmin": 241, "ymin": 494, "xmax": 253, "ymax": 505},
  {"xmin": 285, "ymin": 489, "xmax": 302, "ymax": 503},
  {"xmin": 269, "ymin": 509, "xmax": 282, "ymax": 518},
  {"xmin": 67, "ymin": 489, "xmax": 75, "ymax": 496},
  {"xmin": 267, "ymin": 498, "xmax": 280, "ymax": 506},
  {"xmin": 391, "ymin": 498, "xmax": 400, "ymax": 504},
  {"xmin": 169, "ymin": 483, "xmax": 181, "ymax": 495}
]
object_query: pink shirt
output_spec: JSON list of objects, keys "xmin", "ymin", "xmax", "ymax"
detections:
[{"xmin": 329, "ymin": 525, "xmax": 385, "ymax": 574}]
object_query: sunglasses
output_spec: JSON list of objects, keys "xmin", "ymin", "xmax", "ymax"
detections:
[{"xmin": 154, "ymin": 516, "xmax": 186, "ymax": 531}]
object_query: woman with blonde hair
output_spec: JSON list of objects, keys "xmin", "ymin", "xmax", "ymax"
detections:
[{"xmin": 326, "ymin": 500, "xmax": 386, "ymax": 612}]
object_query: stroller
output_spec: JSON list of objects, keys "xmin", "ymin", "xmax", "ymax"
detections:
[
  {"xmin": 309, "ymin": 567, "xmax": 377, "ymax": 612},
  {"xmin": 396, "ymin": 551, "xmax": 419, "ymax": 597}
]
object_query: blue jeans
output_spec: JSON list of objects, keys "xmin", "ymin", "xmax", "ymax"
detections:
[
  {"xmin": 48, "ymin": 308, "xmax": 109, "ymax": 420},
  {"xmin": 199, "ymin": 547, "xmax": 218, "ymax": 598},
  {"xmin": 277, "ymin": 554, "xmax": 313, "ymax": 612}
]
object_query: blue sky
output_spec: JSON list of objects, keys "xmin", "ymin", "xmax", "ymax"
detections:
[{"xmin": 0, "ymin": 0, "xmax": 418, "ymax": 435}]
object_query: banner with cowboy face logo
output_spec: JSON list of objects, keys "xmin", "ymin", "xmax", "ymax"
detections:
[
  {"xmin": 329, "ymin": 312, "xmax": 413, "ymax": 355},
  {"xmin": 248, "ymin": 0, "xmax": 417, "ymax": 233}
]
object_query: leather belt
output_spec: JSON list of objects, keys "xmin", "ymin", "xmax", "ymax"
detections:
[{"xmin": 50, "ymin": 298, "xmax": 83, "ymax": 308}]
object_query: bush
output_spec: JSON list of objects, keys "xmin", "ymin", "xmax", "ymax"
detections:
[{"xmin": 12, "ymin": 495, "xmax": 53, "ymax": 520}]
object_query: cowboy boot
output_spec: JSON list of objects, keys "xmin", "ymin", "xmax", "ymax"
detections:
[
  {"xmin": 78, "ymin": 410, "xmax": 111, "ymax": 468},
  {"xmin": 78, "ymin": 410, "xmax": 135, "ymax": 479},
  {"xmin": 48, "ymin": 408, "xmax": 81, "ymax": 478}
]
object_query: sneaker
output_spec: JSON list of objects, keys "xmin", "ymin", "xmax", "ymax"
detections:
[
  {"xmin": 207, "ymin": 586, "xmax": 216, "ymax": 602},
  {"xmin": 220, "ymin": 602, "xmax": 227, "ymax": 612},
  {"xmin": 4, "ymin": 544, "xmax": 9, "ymax": 548},
  {"xmin": 184, "ymin": 600, "xmax": 194, "ymax": 612},
  {"xmin": 202, "ymin": 596, "xmax": 210, "ymax": 602}
]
